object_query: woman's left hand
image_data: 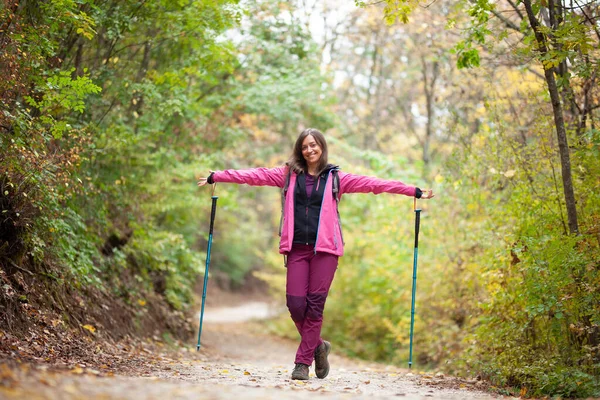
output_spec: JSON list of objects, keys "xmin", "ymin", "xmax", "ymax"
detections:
[{"xmin": 421, "ymin": 189, "xmax": 435, "ymax": 199}]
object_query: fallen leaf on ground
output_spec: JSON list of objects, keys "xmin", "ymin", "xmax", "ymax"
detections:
[{"xmin": 39, "ymin": 377, "xmax": 56, "ymax": 387}]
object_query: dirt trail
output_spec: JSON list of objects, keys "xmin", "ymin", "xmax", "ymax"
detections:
[{"xmin": 0, "ymin": 300, "xmax": 513, "ymax": 400}]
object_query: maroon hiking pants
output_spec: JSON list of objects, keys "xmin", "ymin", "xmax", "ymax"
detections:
[{"xmin": 286, "ymin": 244, "xmax": 338, "ymax": 366}]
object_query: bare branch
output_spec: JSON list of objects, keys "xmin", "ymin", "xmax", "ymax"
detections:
[
  {"xmin": 419, "ymin": 0, "xmax": 440, "ymax": 9},
  {"xmin": 490, "ymin": 8, "xmax": 522, "ymax": 32},
  {"xmin": 572, "ymin": 0, "xmax": 600, "ymax": 41},
  {"xmin": 506, "ymin": 0, "xmax": 525, "ymax": 20}
]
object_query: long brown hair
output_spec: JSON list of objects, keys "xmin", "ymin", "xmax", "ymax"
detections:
[{"xmin": 286, "ymin": 128, "xmax": 329, "ymax": 175}]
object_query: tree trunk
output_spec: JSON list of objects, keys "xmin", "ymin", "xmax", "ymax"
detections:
[{"xmin": 523, "ymin": 0, "xmax": 579, "ymax": 234}]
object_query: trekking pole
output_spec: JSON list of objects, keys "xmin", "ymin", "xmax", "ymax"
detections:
[
  {"xmin": 197, "ymin": 184, "xmax": 218, "ymax": 351},
  {"xmin": 408, "ymin": 197, "xmax": 421, "ymax": 369}
]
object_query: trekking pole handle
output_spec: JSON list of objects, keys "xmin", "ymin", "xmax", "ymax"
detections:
[
  {"xmin": 414, "ymin": 198, "xmax": 421, "ymax": 248},
  {"xmin": 414, "ymin": 209, "xmax": 421, "ymax": 248},
  {"xmin": 209, "ymin": 196, "xmax": 218, "ymax": 234}
]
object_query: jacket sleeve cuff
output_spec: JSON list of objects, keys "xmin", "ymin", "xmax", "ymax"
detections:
[
  {"xmin": 207, "ymin": 172, "xmax": 215, "ymax": 184},
  {"xmin": 415, "ymin": 187, "xmax": 423, "ymax": 198}
]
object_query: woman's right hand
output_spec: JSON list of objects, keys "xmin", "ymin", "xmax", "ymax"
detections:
[{"xmin": 197, "ymin": 171, "xmax": 215, "ymax": 187}]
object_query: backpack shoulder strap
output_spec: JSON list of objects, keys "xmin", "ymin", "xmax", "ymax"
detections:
[
  {"xmin": 331, "ymin": 168, "xmax": 344, "ymax": 245},
  {"xmin": 332, "ymin": 169, "xmax": 340, "ymax": 203},
  {"xmin": 283, "ymin": 167, "xmax": 292, "ymax": 196}
]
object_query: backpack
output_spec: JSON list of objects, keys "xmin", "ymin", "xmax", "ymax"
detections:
[{"xmin": 278, "ymin": 168, "xmax": 343, "ymax": 244}]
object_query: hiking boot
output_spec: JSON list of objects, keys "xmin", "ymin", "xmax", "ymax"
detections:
[
  {"xmin": 314, "ymin": 340, "xmax": 331, "ymax": 379},
  {"xmin": 291, "ymin": 363, "xmax": 310, "ymax": 380}
]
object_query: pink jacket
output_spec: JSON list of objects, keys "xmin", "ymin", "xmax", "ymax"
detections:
[{"xmin": 212, "ymin": 167, "xmax": 417, "ymax": 257}]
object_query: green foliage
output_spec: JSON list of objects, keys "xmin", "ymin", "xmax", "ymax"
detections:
[
  {"xmin": 25, "ymin": 69, "xmax": 102, "ymax": 139},
  {"xmin": 451, "ymin": 0, "xmax": 493, "ymax": 69},
  {"xmin": 382, "ymin": 1, "xmax": 415, "ymax": 25},
  {"xmin": 1, "ymin": 0, "xmax": 334, "ymax": 318},
  {"xmin": 5, "ymin": 0, "xmax": 599, "ymax": 397},
  {"xmin": 452, "ymin": 42, "xmax": 480, "ymax": 69},
  {"xmin": 123, "ymin": 226, "xmax": 202, "ymax": 310},
  {"xmin": 440, "ymin": 94, "xmax": 600, "ymax": 396},
  {"xmin": 356, "ymin": 0, "xmax": 420, "ymax": 25},
  {"xmin": 425, "ymin": 0, "xmax": 600, "ymax": 392}
]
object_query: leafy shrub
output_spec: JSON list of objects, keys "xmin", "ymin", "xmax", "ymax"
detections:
[{"xmin": 123, "ymin": 226, "xmax": 202, "ymax": 310}]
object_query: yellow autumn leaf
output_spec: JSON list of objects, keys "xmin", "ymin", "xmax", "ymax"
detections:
[
  {"xmin": 220, "ymin": 369, "xmax": 229, "ymax": 374},
  {"xmin": 82, "ymin": 324, "xmax": 96, "ymax": 333},
  {"xmin": 71, "ymin": 366, "xmax": 85, "ymax": 375},
  {"xmin": 137, "ymin": 299, "xmax": 147, "ymax": 306},
  {"xmin": 244, "ymin": 371, "xmax": 251, "ymax": 375}
]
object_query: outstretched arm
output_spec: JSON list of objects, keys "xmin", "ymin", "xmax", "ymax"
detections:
[
  {"xmin": 197, "ymin": 167, "xmax": 287, "ymax": 188},
  {"xmin": 339, "ymin": 172, "xmax": 435, "ymax": 199}
]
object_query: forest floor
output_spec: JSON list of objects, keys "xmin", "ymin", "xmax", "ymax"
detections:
[{"xmin": 0, "ymin": 289, "xmax": 515, "ymax": 400}]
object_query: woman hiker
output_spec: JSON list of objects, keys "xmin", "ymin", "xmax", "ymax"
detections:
[{"xmin": 197, "ymin": 128, "xmax": 434, "ymax": 380}]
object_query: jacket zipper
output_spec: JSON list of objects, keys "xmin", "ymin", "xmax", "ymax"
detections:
[{"xmin": 305, "ymin": 205, "xmax": 309, "ymax": 245}]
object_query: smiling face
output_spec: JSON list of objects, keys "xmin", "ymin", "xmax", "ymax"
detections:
[
  {"xmin": 301, "ymin": 134, "xmax": 323, "ymax": 168},
  {"xmin": 288, "ymin": 128, "xmax": 328, "ymax": 175}
]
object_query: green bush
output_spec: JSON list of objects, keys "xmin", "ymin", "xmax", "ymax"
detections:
[{"xmin": 123, "ymin": 226, "xmax": 202, "ymax": 310}]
